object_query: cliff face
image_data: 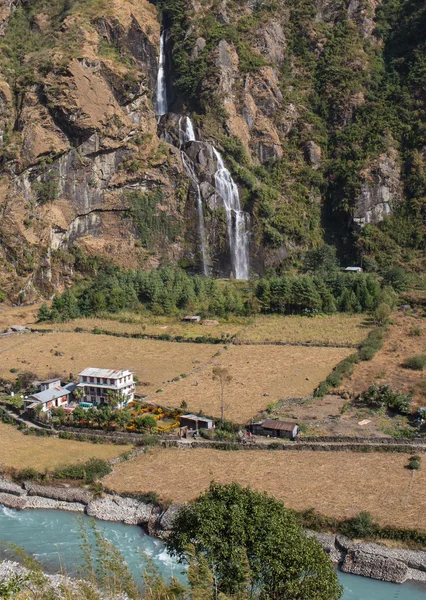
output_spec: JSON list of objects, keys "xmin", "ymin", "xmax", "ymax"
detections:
[
  {"xmin": 0, "ymin": 0, "xmax": 192, "ymax": 301},
  {"xmin": 0, "ymin": 0, "xmax": 424, "ymax": 299}
]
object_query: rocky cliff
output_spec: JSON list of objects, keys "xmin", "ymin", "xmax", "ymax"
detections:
[{"xmin": 0, "ymin": 0, "xmax": 424, "ymax": 299}]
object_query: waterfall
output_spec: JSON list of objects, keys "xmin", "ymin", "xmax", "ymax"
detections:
[
  {"xmin": 212, "ymin": 149, "xmax": 250, "ymax": 280},
  {"xmin": 179, "ymin": 116, "xmax": 196, "ymax": 145},
  {"xmin": 155, "ymin": 31, "xmax": 168, "ymax": 116},
  {"xmin": 154, "ymin": 32, "xmax": 249, "ymax": 279}
]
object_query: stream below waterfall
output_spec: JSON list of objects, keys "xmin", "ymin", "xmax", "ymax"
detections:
[{"xmin": 1, "ymin": 506, "xmax": 425, "ymax": 599}]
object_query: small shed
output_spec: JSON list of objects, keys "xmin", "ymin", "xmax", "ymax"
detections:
[
  {"xmin": 250, "ymin": 419, "xmax": 298, "ymax": 440},
  {"xmin": 182, "ymin": 315, "xmax": 201, "ymax": 323},
  {"xmin": 39, "ymin": 378, "xmax": 62, "ymax": 392},
  {"xmin": 180, "ymin": 414, "xmax": 214, "ymax": 430},
  {"xmin": 344, "ymin": 266, "xmax": 363, "ymax": 274}
]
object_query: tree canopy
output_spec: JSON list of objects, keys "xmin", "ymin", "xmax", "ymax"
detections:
[{"xmin": 167, "ymin": 482, "xmax": 343, "ymax": 600}]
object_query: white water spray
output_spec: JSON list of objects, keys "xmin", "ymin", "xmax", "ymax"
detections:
[
  {"xmin": 213, "ymin": 148, "xmax": 250, "ymax": 280},
  {"xmin": 156, "ymin": 31, "xmax": 168, "ymax": 116},
  {"xmin": 179, "ymin": 116, "xmax": 196, "ymax": 145}
]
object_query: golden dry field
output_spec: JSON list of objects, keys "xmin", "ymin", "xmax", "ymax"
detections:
[
  {"xmin": 344, "ymin": 314, "xmax": 426, "ymax": 406},
  {"xmin": 35, "ymin": 314, "xmax": 371, "ymax": 346},
  {"xmin": 0, "ymin": 422, "xmax": 131, "ymax": 470},
  {"xmin": 104, "ymin": 447, "xmax": 426, "ymax": 530},
  {"xmin": 0, "ymin": 332, "xmax": 219, "ymax": 395},
  {"xmin": 0, "ymin": 304, "xmax": 41, "ymax": 330},
  {"xmin": 155, "ymin": 345, "xmax": 352, "ymax": 422},
  {"xmin": 35, "ymin": 316, "xmax": 245, "ymax": 341},
  {"xmin": 236, "ymin": 314, "xmax": 371, "ymax": 345}
]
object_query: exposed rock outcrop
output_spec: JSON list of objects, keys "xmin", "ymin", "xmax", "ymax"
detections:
[{"xmin": 353, "ymin": 149, "xmax": 403, "ymax": 227}]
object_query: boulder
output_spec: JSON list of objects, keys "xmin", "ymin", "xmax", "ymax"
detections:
[
  {"xmin": 341, "ymin": 547, "xmax": 408, "ymax": 583},
  {"xmin": 304, "ymin": 141, "xmax": 322, "ymax": 169},
  {"xmin": 86, "ymin": 495, "xmax": 157, "ymax": 525},
  {"xmin": 24, "ymin": 483, "xmax": 93, "ymax": 505},
  {"xmin": 0, "ymin": 479, "xmax": 26, "ymax": 497},
  {"xmin": 158, "ymin": 504, "xmax": 184, "ymax": 532}
]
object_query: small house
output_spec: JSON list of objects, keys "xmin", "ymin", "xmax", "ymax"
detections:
[
  {"xmin": 180, "ymin": 414, "xmax": 214, "ymax": 430},
  {"xmin": 250, "ymin": 419, "xmax": 298, "ymax": 440},
  {"xmin": 25, "ymin": 382, "xmax": 74, "ymax": 413},
  {"xmin": 344, "ymin": 266, "xmax": 363, "ymax": 274},
  {"xmin": 182, "ymin": 315, "xmax": 201, "ymax": 323}
]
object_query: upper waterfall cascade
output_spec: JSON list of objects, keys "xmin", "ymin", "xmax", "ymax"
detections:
[
  {"xmin": 179, "ymin": 116, "xmax": 196, "ymax": 145},
  {"xmin": 155, "ymin": 32, "xmax": 168, "ymax": 116}
]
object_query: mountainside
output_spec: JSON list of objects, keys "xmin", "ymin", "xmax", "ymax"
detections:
[{"xmin": 0, "ymin": 0, "xmax": 424, "ymax": 301}]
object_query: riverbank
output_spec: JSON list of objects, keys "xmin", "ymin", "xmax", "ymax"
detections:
[
  {"xmin": 1, "ymin": 506, "xmax": 426, "ymax": 600},
  {"xmin": 0, "ymin": 478, "xmax": 425, "ymax": 585}
]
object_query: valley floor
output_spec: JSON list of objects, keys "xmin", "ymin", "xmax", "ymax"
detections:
[{"xmin": 104, "ymin": 447, "xmax": 426, "ymax": 530}]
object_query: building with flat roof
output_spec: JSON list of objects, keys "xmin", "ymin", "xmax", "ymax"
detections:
[{"xmin": 77, "ymin": 368, "xmax": 135, "ymax": 408}]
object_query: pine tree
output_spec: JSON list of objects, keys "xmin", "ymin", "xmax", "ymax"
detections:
[{"xmin": 37, "ymin": 302, "xmax": 51, "ymax": 322}]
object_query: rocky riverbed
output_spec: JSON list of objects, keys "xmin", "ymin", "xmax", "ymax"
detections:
[{"xmin": 1, "ymin": 477, "xmax": 425, "ymax": 585}]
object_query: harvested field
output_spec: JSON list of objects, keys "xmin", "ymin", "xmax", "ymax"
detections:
[
  {"xmin": 156, "ymin": 345, "xmax": 351, "ymax": 422},
  {"xmin": 0, "ymin": 423, "xmax": 131, "ymax": 470},
  {"xmin": 235, "ymin": 314, "xmax": 371, "ymax": 346},
  {"xmin": 104, "ymin": 448, "xmax": 426, "ymax": 530},
  {"xmin": 344, "ymin": 314, "xmax": 426, "ymax": 407},
  {"xmin": 36, "ymin": 316, "xmax": 245, "ymax": 341},
  {"xmin": 0, "ymin": 332, "xmax": 218, "ymax": 395}
]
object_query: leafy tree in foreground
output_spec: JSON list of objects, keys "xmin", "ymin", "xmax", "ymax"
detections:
[{"xmin": 167, "ymin": 482, "xmax": 343, "ymax": 600}]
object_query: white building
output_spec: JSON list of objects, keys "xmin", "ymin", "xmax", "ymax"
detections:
[
  {"xmin": 25, "ymin": 378, "xmax": 75, "ymax": 413},
  {"xmin": 77, "ymin": 368, "xmax": 135, "ymax": 408}
]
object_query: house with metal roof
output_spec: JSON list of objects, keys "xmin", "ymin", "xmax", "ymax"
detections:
[
  {"xmin": 77, "ymin": 368, "xmax": 135, "ymax": 408},
  {"xmin": 249, "ymin": 419, "xmax": 298, "ymax": 440},
  {"xmin": 24, "ymin": 383, "xmax": 75, "ymax": 413},
  {"xmin": 180, "ymin": 414, "xmax": 214, "ymax": 430},
  {"xmin": 344, "ymin": 266, "xmax": 363, "ymax": 273}
]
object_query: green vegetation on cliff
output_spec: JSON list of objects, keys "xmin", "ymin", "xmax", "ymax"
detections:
[{"xmin": 38, "ymin": 262, "xmax": 395, "ymax": 322}]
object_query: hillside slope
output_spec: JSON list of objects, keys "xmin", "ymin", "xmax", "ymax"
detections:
[{"xmin": 0, "ymin": 0, "xmax": 424, "ymax": 300}]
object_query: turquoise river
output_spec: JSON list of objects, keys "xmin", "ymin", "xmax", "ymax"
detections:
[{"xmin": 0, "ymin": 506, "xmax": 425, "ymax": 599}]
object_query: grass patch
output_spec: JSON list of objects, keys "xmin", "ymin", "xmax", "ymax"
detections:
[
  {"xmin": 402, "ymin": 355, "xmax": 426, "ymax": 371},
  {"xmin": 0, "ymin": 422, "xmax": 130, "ymax": 470},
  {"xmin": 235, "ymin": 314, "xmax": 371, "ymax": 346}
]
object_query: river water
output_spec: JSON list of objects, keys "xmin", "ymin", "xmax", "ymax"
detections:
[{"xmin": 0, "ymin": 506, "xmax": 425, "ymax": 599}]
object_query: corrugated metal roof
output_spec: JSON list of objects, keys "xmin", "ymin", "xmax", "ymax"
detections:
[
  {"xmin": 181, "ymin": 414, "xmax": 214, "ymax": 423},
  {"xmin": 79, "ymin": 368, "xmax": 132, "ymax": 378},
  {"xmin": 30, "ymin": 386, "xmax": 71, "ymax": 404},
  {"xmin": 262, "ymin": 419, "xmax": 297, "ymax": 432}
]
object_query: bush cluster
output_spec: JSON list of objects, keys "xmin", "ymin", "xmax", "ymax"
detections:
[
  {"xmin": 361, "ymin": 384, "xmax": 412, "ymax": 415},
  {"xmin": 297, "ymin": 508, "xmax": 426, "ymax": 547},
  {"xmin": 314, "ymin": 326, "xmax": 385, "ymax": 397},
  {"xmin": 402, "ymin": 355, "xmax": 426, "ymax": 371}
]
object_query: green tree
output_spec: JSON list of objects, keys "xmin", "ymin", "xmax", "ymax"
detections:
[
  {"xmin": 37, "ymin": 302, "xmax": 51, "ymax": 322},
  {"xmin": 167, "ymin": 482, "xmax": 343, "ymax": 600},
  {"xmin": 134, "ymin": 414, "xmax": 157, "ymax": 432},
  {"xmin": 303, "ymin": 245, "xmax": 339, "ymax": 274},
  {"xmin": 73, "ymin": 406, "xmax": 85, "ymax": 422},
  {"xmin": 374, "ymin": 302, "xmax": 391, "ymax": 325}
]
